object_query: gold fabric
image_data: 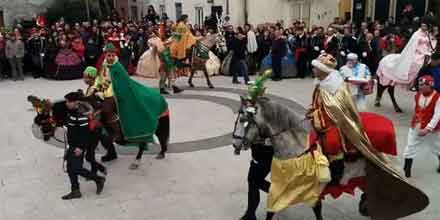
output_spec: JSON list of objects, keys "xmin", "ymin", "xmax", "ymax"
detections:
[
  {"xmin": 95, "ymin": 57, "xmax": 117, "ymax": 98},
  {"xmin": 169, "ymin": 22, "xmax": 197, "ymax": 60},
  {"xmin": 318, "ymin": 83, "xmax": 429, "ymax": 219},
  {"xmin": 267, "ymin": 152, "xmax": 325, "ymax": 212}
]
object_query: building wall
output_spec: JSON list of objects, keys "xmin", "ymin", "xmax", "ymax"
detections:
[
  {"xmin": 309, "ymin": 0, "xmax": 340, "ymax": 27},
  {"xmin": 0, "ymin": 0, "xmax": 48, "ymax": 27}
]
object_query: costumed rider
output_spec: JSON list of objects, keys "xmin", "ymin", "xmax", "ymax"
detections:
[
  {"xmin": 235, "ymin": 72, "xmax": 274, "ymax": 220},
  {"xmin": 308, "ymin": 53, "xmax": 425, "ymax": 219},
  {"xmin": 139, "ymin": 31, "xmax": 183, "ymax": 95},
  {"xmin": 82, "ymin": 66, "xmax": 118, "ymax": 162},
  {"xmin": 62, "ymin": 91, "xmax": 106, "ymax": 200},
  {"xmin": 95, "ymin": 43, "xmax": 124, "ymax": 144},
  {"xmin": 339, "ymin": 53, "xmax": 373, "ymax": 111},
  {"xmin": 169, "ymin": 14, "xmax": 197, "ymax": 67},
  {"xmin": 403, "ymin": 75, "xmax": 440, "ymax": 178},
  {"xmin": 104, "ymin": 43, "xmax": 170, "ymax": 160}
]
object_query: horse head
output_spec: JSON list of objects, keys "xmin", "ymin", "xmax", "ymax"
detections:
[
  {"xmin": 232, "ymin": 96, "xmax": 268, "ymax": 155},
  {"xmin": 28, "ymin": 95, "xmax": 68, "ymax": 141},
  {"xmin": 232, "ymin": 96, "xmax": 311, "ymax": 159}
]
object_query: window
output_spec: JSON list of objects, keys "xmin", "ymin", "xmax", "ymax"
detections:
[
  {"xmin": 195, "ymin": 7, "xmax": 203, "ymax": 27},
  {"xmin": 175, "ymin": 3, "xmax": 183, "ymax": 20}
]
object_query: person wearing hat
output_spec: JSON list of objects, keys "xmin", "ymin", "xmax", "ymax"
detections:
[
  {"xmin": 82, "ymin": 66, "xmax": 118, "ymax": 162},
  {"xmin": 62, "ymin": 91, "xmax": 106, "ymax": 200},
  {"xmin": 416, "ymin": 52, "xmax": 440, "ymax": 92},
  {"xmin": 339, "ymin": 53, "xmax": 372, "ymax": 111},
  {"xmin": 403, "ymin": 75, "xmax": 440, "ymax": 178}
]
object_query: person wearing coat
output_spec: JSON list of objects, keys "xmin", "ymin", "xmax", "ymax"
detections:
[{"xmin": 5, "ymin": 33, "xmax": 25, "ymax": 81}]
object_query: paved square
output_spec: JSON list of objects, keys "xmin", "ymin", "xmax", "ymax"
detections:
[{"xmin": 1, "ymin": 76, "xmax": 439, "ymax": 220}]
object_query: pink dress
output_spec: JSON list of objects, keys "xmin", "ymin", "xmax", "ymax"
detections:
[{"xmin": 377, "ymin": 29, "xmax": 432, "ymax": 86}]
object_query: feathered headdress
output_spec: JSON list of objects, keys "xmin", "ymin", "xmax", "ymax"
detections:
[{"xmin": 247, "ymin": 70, "xmax": 272, "ymax": 101}]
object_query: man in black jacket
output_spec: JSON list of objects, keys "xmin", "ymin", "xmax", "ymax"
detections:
[
  {"xmin": 62, "ymin": 92, "xmax": 106, "ymax": 200},
  {"xmin": 240, "ymin": 141, "xmax": 274, "ymax": 220},
  {"xmin": 340, "ymin": 26, "xmax": 358, "ymax": 66},
  {"xmin": 27, "ymin": 28, "xmax": 47, "ymax": 78},
  {"xmin": 271, "ymin": 30, "xmax": 287, "ymax": 81}
]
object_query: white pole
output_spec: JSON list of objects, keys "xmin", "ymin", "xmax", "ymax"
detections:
[{"xmin": 85, "ymin": 0, "xmax": 90, "ymax": 21}]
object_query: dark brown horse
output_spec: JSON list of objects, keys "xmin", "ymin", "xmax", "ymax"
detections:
[{"xmin": 28, "ymin": 94, "xmax": 170, "ymax": 170}]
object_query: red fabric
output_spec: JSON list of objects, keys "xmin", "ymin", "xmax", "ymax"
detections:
[
  {"xmin": 309, "ymin": 112, "xmax": 397, "ymax": 156},
  {"xmin": 72, "ymin": 38, "xmax": 85, "ymax": 58},
  {"xmin": 321, "ymin": 176, "xmax": 367, "ymax": 199},
  {"xmin": 411, "ymin": 92, "xmax": 440, "ymax": 131},
  {"xmin": 295, "ymin": 48, "xmax": 306, "ymax": 60}
]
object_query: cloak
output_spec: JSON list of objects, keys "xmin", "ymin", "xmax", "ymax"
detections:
[{"xmin": 108, "ymin": 62, "xmax": 168, "ymax": 143}]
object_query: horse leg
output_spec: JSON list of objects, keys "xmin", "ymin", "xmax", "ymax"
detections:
[
  {"xmin": 188, "ymin": 69, "xmax": 195, "ymax": 87},
  {"xmin": 203, "ymin": 66, "xmax": 214, "ymax": 88},
  {"xmin": 375, "ymin": 83, "xmax": 386, "ymax": 107},
  {"xmin": 130, "ymin": 143, "xmax": 146, "ymax": 170},
  {"xmin": 387, "ymin": 86, "xmax": 403, "ymax": 113},
  {"xmin": 312, "ymin": 200, "xmax": 324, "ymax": 220},
  {"xmin": 155, "ymin": 115, "xmax": 170, "ymax": 160}
]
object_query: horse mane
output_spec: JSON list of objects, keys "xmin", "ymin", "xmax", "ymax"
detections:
[{"xmin": 256, "ymin": 98, "xmax": 310, "ymax": 147}]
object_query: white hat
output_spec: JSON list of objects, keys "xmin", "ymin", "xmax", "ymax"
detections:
[
  {"xmin": 347, "ymin": 53, "xmax": 358, "ymax": 60},
  {"xmin": 311, "ymin": 53, "xmax": 337, "ymax": 74}
]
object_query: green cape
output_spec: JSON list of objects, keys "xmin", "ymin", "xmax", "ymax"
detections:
[{"xmin": 108, "ymin": 62, "xmax": 168, "ymax": 143}]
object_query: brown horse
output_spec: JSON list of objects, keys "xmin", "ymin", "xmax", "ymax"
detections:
[{"xmin": 28, "ymin": 94, "xmax": 170, "ymax": 170}]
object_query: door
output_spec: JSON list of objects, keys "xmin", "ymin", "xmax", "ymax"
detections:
[
  {"xmin": 0, "ymin": 10, "xmax": 3, "ymax": 27},
  {"xmin": 131, "ymin": 6, "xmax": 138, "ymax": 21},
  {"xmin": 352, "ymin": 0, "xmax": 366, "ymax": 24},
  {"xmin": 175, "ymin": 3, "xmax": 183, "ymax": 20},
  {"xmin": 375, "ymin": 0, "xmax": 390, "ymax": 22},
  {"xmin": 211, "ymin": 6, "xmax": 223, "ymax": 18}
]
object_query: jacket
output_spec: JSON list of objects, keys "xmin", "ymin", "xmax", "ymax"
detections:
[{"xmin": 5, "ymin": 40, "xmax": 25, "ymax": 59}]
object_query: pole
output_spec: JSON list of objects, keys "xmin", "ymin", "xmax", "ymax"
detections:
[
  {"xmin": 85, "ymin": 0, "xmax": 90, "ymax": 21},
  {"xmin": 244, "ymin": 0, "xmax": 248, "ymax": 24}
]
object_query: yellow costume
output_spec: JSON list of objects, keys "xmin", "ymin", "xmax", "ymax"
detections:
[{"xmin": 169, "ymin": 22, "xmax": 197, "ymax": 60}]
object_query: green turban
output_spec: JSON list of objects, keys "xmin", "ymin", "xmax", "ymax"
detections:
[
  {"xmin": 84, "ymin": 66, "xmax": 97, "ymax": 78},
  {"xmin": 248, "ymin": 70, "xmax": 273, "ymax": 101},
  {"xmin": 104, "ymin": 43, "xmax": 117, "ymax": 52}
]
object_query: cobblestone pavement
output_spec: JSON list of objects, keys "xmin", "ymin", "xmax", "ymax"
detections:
[{"xmin": 0, "ymin": 75, "xmax": 439, "ymax": 220}]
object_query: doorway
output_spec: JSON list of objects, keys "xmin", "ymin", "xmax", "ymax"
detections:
[
  {"xmin": 375, "ymin": 0, "xmax": 390, "ymax": 22},
  {"xmin": 352, "ymin": 0, "xmax": 366, "ymax": 24},
  {"xmin": 211, "ymin": 6, "xmax": 223, "ymax": 18},
  {"xmin": 396, "ymin": 0, "xmax": 426, "ymax": 20},
  {"xmin": 0, "ymin": 10, "xmax": 4, "ymax": 27}
]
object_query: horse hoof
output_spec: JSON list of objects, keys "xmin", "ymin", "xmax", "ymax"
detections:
[{"xmin": 155, "ymin": 153, "xmax": 165, "ymax": 160}]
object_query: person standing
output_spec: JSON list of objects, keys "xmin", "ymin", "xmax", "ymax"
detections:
[
  {"xmin": 339, "ymin": 53, "xmax": 372, "ymax": 111},
  {"xmin": 245, "ymin": 24, "xmax": 258, "ymax": 75},
  {"xmin": 339, "ymin": 26, "xmax": 358, "ymax": 67},
  {"xmin": 271, "ymin": 29, "xmax": 287, "ymax": 81},
  {"xmin": 62, "ymin": 92, "xmax": 106, "ymax": 200},
  {"xmin": 0, "ymin": 33, "xmax": 7, "ymax": 79},
  {"xmin": 5, "ymin": 33, "xmax": 25, "ymax": 81},
  {"xmin": 28, "ymin": 28, "xmax": 47, "ymax": 78},
  {"xmin": 294, "ymin": 26, "xmax": 309, "ymax": 78},
  {"xmin": 403, "ymin": 75, "xmax": 440, "ymax": 178},
  {"xmin": 230, "ymin": 27, "xmax": 249, "ymax": 84},
  {"xmin": 323, "ymin": 27, "xmax": 339, "ymax": 58}
]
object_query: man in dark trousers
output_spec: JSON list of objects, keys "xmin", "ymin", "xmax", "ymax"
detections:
[
  {"xmin": 240, "ymin": 141, "xmax": 274, "ymax": 220},
  {"xmin": 271, "ymin": 30, "xmax": 287, "ymax": 81},
  {"xmin": 294, "ymin": 26, "xmax": 309, "ymax": 78},
  {"xmin": 62, "ymin": 92, "xmax": 106, "ymax": 200}
]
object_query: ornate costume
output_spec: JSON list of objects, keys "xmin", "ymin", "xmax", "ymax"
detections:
[
  {"xmin": 169, "ymin": 21, "xmax": 197, "ymax": 60},
  {"xmin": 309, "ymin": 54, "xmax": 428, "ymax": 219}
]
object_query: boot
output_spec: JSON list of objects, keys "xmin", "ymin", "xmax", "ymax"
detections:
[
  {"xmin": 96, "ymin": 176, "xmax": 106, "ymax": 195},
  {"xmin": 358, "ymin": 193, "xmax": 369, "ymax": 217},
  {"xmin": 155, "ymin": 152, "xmax": 166, "ymax": 160},
  {"xmin": 172, "ymin": 86, "xmax": 184, "ymax": 94},
  {"xmin": 239, "ymin": 214, "xmax": 257, "ymax": 220},
  {"xmin": 208, "ymin": 82, "xmax": 215, "ymax": 89},
  {"xmin": 160, "ymin": 88, "xmax": 170, "ymax": 95},
  {"xmin": 61, "ymin": 189, "xmax": 82, "ymax": 200},
  {"xmin": 404, "ymin": 158, "xmax": 413, "ymax": 178}
]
